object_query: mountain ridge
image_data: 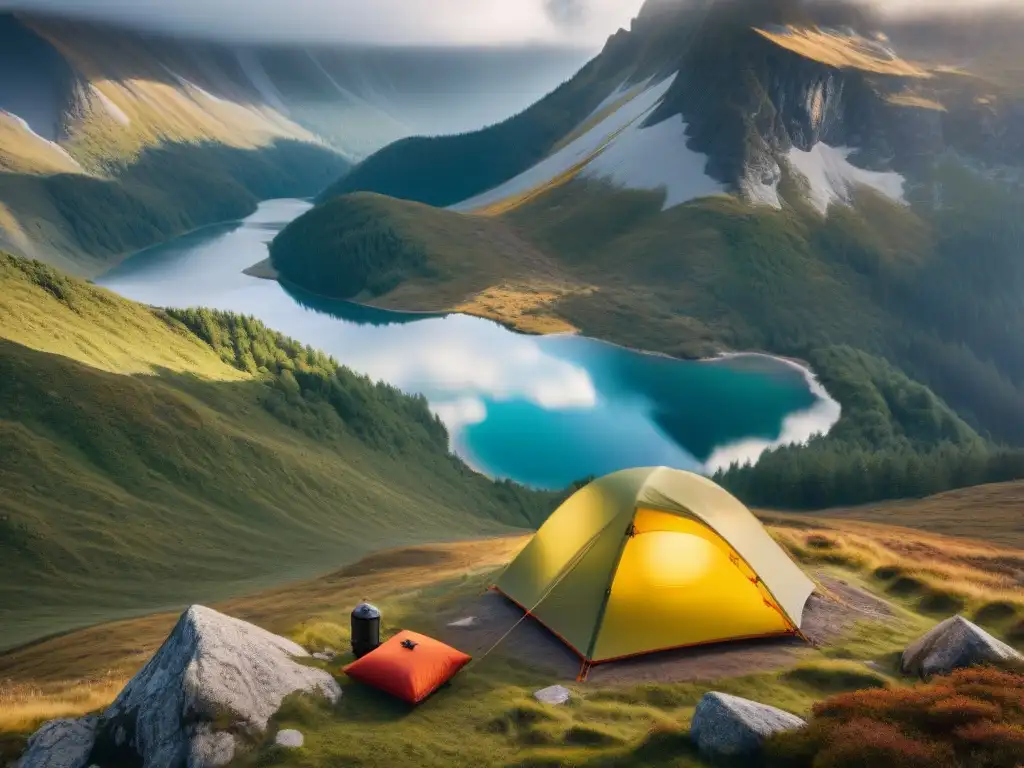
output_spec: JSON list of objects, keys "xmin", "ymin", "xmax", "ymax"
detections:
[
  {"xmin": 0, "ymin": 12, "xmax": 588, "ymax": 274},
  {"xmin": 271, "ymin": 0, "xmax": 1024, "ymax": 511}
]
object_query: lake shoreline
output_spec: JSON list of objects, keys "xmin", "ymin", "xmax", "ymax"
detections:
[
  {"xmin": 245, "ymin": 264, "xmax": 814, "ymax": 370},
  {"xmin": 106, "ymin": 198, "xmax": 840, "ymax": 489}
]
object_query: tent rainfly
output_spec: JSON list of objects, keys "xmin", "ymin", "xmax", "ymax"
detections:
[{"xmin": 493, "ymin": 467, "xmax": 815, "ymax": 674}]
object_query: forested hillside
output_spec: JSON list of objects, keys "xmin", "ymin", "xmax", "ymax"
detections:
[
  {"xmin": 1, "ymin": 140, "xmax": 347, "ymax": 277},
  {"xmin": 0, "ymin": 252, "xmax": 560, "ymax": 649}
]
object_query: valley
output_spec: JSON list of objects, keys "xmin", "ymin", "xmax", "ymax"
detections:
[
  {"xmin": 274, "ymin": 0, "xmax": 1024, "ymax": 514},
  {"xmin": 0, "ymin": 250, "xmax": 561, "ymax": 650},
  {"xmin": 96, "ymin": 199, "xmax": 837, "ymax": 491},
  {"xmin": 1, "ymin": 0, "xmax": 1023, "ymax": 766},
  {"xmin": 0, "ymin": 12, "xmax": 586, "ymax": 275}
]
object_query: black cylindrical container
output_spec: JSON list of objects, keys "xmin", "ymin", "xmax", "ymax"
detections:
[{"xmin": 351, "ymin": 602, "xmax": 381, "ymax": 658}]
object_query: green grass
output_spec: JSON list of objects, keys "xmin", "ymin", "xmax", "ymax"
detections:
[
  {"xmin": 0, "ymin": 254, "xmax": 561, "ymax": 650},
  {"xmin": 232, "ymin": 571, "xmax": 917, "ymax": 768},
  {"xmin": 4, "ymin": 498, "xmax": 1023, "ymax": 766},
  {"xmin": 269, "ymin": 192, "xmax": 575, "ymax": 328}
]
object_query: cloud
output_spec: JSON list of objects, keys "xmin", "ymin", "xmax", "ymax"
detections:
[
  {"xmin": 545, "ymin": 0, "xmax": 589, "ymax": 28},
  {"xmin": 0, "ymin": 0, "xmax": 647, "ymax": 46}
]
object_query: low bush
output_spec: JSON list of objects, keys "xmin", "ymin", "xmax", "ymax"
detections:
[
  {"xmin": 765, "ymin": 667, "xmax": 1024, "ymax": 768},
  {"xmin": 1010, "ymin": 621, "xmax": 1024, "ymax": 644},
  {"xmin": 975, "ymin": 601, "xmax": 1020, "ymax": 624}
]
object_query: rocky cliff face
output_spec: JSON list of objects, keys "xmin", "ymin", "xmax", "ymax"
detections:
[
  {"xmin": 671, "ymin": 7, "xmax": 1015, "ymax": 202},
  {"xmin": 613, "ymin": 0, "xmax": 1023, "ymax": 209},
  {"xmin": 294, "ymin": 0, "xmax": 1023, "ymax": 218}
]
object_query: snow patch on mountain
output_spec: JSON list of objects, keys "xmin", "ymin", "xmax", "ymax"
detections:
[
  {"xmin": 741, "ymin": 178, "xmax": 783, "ymax": 209},
  {"xmin": 451, "ymin": 74, "xmax": 678, "ymax": 213},
  {"xmin": 787, "ymin": 143, "xmax": 906, "ymax": 214},
  {"xmin": 582, "ymin": 111, "xmax": 726, "ymax": 209},
  {"xmin": 588, "ymin": 77, "xmax": 653, "ymax": 120}
]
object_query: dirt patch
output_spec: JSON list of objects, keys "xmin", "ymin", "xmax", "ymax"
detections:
[
  {"xmin": 455, "ymin": 281, "xmax": 595, "ymax": 335},
  {"xmin": 334, "ymin": 547, "xmax": 458, "ymax": 578},
  {"xmin": 813, "ymin": 574, "xmax": 894, "ymax": 624},
  {"xmin": 241, "ymin": 258, "xmax": 278, "ymax": 280},
  {"xmin": 439, "ymin": 576, "xmax": 897, "ymax": 686}
]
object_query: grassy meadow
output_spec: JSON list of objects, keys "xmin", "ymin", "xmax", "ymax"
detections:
[
  {"xmin": 0, "ymin": 253, "xmax": 562, "ymax": 651},
  {"xmin": 1, "ymin": 494, "xmax": 1022, "ymax": 767}
]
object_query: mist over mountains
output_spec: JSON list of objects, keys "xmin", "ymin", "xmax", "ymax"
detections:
[{"xmin": 0, "ymin": 9, "xmax": 589, "ymax": 273}]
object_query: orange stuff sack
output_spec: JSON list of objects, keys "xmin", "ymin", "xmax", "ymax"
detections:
[{"xmin": 342, "ymin": 630, "xmax": 472, "ymax": 704}]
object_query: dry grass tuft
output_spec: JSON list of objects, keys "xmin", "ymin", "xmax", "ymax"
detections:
[
  {"xmin": 755, "ymin": 26, "xmax": 932, "ymax": 78},
  {"xmin": 0, "ymin": 675, "xmax": 126, "ymax": 734},
  {"xmin": 455, "ymin": 281, "xmax": 597, "ymax": 335},
  {"xmin": 886, "ymin": 91, "xmax": 948, "ymax": 112},
  {"xmin": 770, "ymin": 519, "xmax": 1024, "ymax": 636}
]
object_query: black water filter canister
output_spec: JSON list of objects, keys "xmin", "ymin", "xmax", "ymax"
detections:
[{"xmin": 351, "ymin": 602, "xmax": 381, "ymax": 658}]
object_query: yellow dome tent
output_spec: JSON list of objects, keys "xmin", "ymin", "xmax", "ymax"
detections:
[{"xmin": 493, "ymin": 467, "xmax": 815, "ymax": 674}]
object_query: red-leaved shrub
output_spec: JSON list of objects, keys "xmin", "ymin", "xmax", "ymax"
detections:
[
  {"xmin": 764, "ymin": 667, "xmax": 1024, "ymax": 768},
  {"xmin": 926, "ymin": 695, "xmax": 1003, "ymax": 729},
  {"xmin": 811, "ymin": 718, "xmax": 956, "ymax": 768}
]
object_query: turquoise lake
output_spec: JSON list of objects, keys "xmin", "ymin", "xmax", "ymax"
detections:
[{"xmin": 97, "ymin": 199, "xmax": 840, "ymax": 490}]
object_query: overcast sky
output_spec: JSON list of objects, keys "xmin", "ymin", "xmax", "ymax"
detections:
[
  {"xmin": 0, "ymin": 0, "xmax": 1011, "ymax": 47},
  {"xmin": 0, "ymin": 0, "xmax": 647, "ymax": 47}
]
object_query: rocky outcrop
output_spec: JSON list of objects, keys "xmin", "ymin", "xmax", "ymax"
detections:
[
  {"xmin": 91, "ymin": 605, "xmax": 341, "ymax": 768},
  {"xmin": 16, "ymin": 717, "xmax": 97, "ymax": 768},
  {"xmin": 901, "ymin": 615, "xmax": 1024, "ymax": 678},
  {"xmin": 690, "ymin": 692, "xmax": 805, "ymax": 759}
]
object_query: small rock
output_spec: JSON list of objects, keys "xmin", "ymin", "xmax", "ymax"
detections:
[
  {"xmin": 312, "ymin": 652, "xmax": 334, "ymax": 662},
  {"xmin": 17, "ymin": 717, "xmax": 97, "ymax": 768},
  {"xmin": 533, "ymin": 685, "xmax": 571, "ymax": 706},
  {"xmin": 187, "ymin": 725, "xmax": 235, "ymax": 768},
  {"xmin": 690, "ymin": 692, "xmax": 805, "ymax": 758},
  {"xmin": 447, "ymin": 617, "xmax": 479, "ymax": 628},
  {"xmin": 902, "ymin": 615, "xmax": 1024, "ymax": 678},
  {"xmin": 275, "ymin": 730, "xmax": 304, "ymax": 749}
]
